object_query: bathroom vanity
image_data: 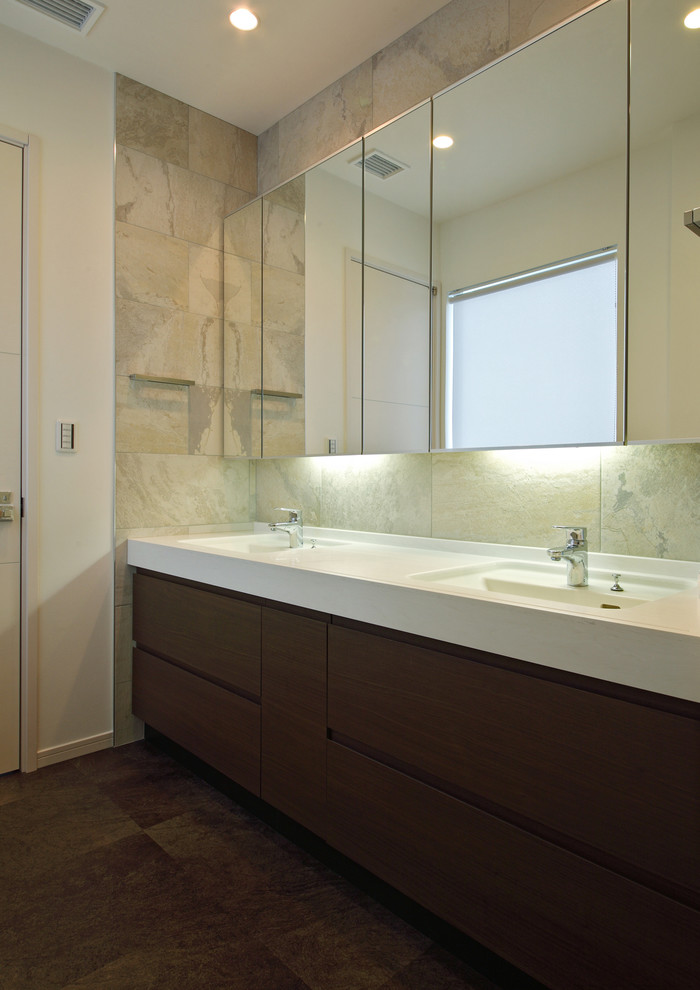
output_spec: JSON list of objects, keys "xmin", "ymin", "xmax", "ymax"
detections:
[{"xmin": 129, "ymin": 530, "xmax": 699, "ymax": 990}]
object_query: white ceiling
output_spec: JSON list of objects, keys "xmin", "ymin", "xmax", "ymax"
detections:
[{"xmin": 0, "ymin": 0, "xmax": 451, "ymax": 134}]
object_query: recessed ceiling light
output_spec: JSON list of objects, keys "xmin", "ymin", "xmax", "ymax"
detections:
[
  {"xmin": 230, "ymin": 7, "xmax": 258, "ymax": 30},
  {"xmin": 433, "ymin": 135, "xmax": 454, "ymax": 149},
  {"xmin": 684, "ymin": 7, "xmax": 700, "ymax": 28}
]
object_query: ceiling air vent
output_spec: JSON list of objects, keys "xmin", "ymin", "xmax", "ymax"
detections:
[
  {"xmin": 351, "ymin": 149, "xmax": 408, "ymax": 180},
  {"xmin": 13, "ymin": 0, "xmax": 106, "ymax": 34}
]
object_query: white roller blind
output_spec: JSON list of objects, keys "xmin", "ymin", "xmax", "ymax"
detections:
[{"xmin": 446, "ymin": 249, "xmax": 618, "ymax": 449}]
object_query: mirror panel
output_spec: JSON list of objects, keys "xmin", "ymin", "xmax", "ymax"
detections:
[
  {"xmin": 431, "ymin": 0, "xmax": 627, "ymax": 450},
  {"xmin": 224, "ymin": 143, "xmax": 364, "ymax": 458},
  {"xmin": 261, "ymin": 177, "xmax": 306, "ymax": 457},
  {"xmin": 223, "ymin": 0, "xmax": 628, "ymax": 459},
  {"xmin": 627, "ymin": 0, "xmax": 700, "ymax": 440},
  {"xmin": 223, "ymin": 197, "xmax": 262, "ymax": 458},
  {"xmin": 362, "ymin": 103, "xmax": 432, "ymax": 454},
  {"xmin": 304, "ymin": 141, "xmax": 363, "ymax": 456}
]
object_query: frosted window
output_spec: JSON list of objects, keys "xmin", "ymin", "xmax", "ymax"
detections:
[{"xmin": 445, "ymin": 249, "xmax": 618, "ymax": 449}]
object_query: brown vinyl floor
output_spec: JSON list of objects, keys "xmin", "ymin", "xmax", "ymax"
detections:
[{"xmin": 0, "ymin": 741, "xmax": 538, "ymax": 990}]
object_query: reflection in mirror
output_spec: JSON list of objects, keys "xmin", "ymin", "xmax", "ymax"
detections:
[
  {"xmin": 261, "ymin": 178, "xmax": 306, "ymax": 456},
  {"xmin": 361, "ymin": 103, "xmax": 432, "ymax": 454},
  {"xmin": 223, "ymin": 198, "xmax": 262, "ymax": 457},
  {"xmin": 223, "ymin": 143, "xmax": 363, "ymax": 458},
  {"xmin": 431, "ymin": 0, "xmax": 627, "ymax": 451},
  {"xmin": 305, "ymin": 141, "xmax": 363, "ymax": 455},
  {"xmin": 627, "ymin": 0, "xmax": 700, "ymax": 440}
]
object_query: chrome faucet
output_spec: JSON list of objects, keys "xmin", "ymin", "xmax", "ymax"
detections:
[
  {"xmin": 547, "ymin": 526, "xmax": 588, "ymax": 587},
  {"xmin": 268, "ymin": 507, "xmax": 303, "ymax": 548}
]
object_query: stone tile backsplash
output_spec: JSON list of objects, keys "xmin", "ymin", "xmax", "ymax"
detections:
[
  {"xmin": 255, "ymin": 444, "xmax": 700, "ymax": 562},
  {"xmin": 601, "ymin": 444, "xmax": 700, "ymax": 561},
  {"xmin": 431, "ymin": 447, "xmax": 601, "ymax": 550},
  {"xmin": 116, "ymin": 452, "xmax": 250, "ymax": 531}
]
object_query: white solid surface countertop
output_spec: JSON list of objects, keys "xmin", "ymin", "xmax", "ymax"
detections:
[{"xmin": 127, "ymin": 526, "xmax": 700, "ymax": 704}]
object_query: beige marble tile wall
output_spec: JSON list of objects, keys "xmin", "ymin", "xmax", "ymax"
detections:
[
  {"xmin": 256, "ymin": 444, "xmax": 700, "ymax": 562},
  {"xmin": 258, "ymin": 0, "xmax": 592, "ymax": 192},
  {"xmin": 114, "ymin": 75, "xmax": 257, "ymax": 744},
  {"xmin": 224, "ymin": 200, "xmax": 263, "ymax": 457}
]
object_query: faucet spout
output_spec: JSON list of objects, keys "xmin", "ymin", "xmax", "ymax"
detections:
[
  {"xmin": 268, "ymin": 507, "xmax": 304, "ymax": 548},
  {"xmin": 547, "ymin": 526, "xmax": 588, "ymax": 587}
]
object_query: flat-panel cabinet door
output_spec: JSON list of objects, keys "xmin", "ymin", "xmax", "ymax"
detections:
[{"xmin": 261, "ymin": 607, "xmax": 327, "ymax": 836}]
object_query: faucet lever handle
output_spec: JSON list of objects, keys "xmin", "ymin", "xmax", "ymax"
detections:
[
  {"xmin": 552, "ymin": 525, "xmax": 587, "ymax": 545},
  {"xmin": 273, "ymin": 506, "xmax": 302, "ymax": 523}
]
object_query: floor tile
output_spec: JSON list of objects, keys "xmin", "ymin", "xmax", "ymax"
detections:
[
  {"xmin": 60, "ymin": 931, "xmax": 311, "ymax": 990},
  {"xmin": 0, "ymin": 760, "xmax": 86, "ymax": 808},
  {"xmin": 79, "ymin": 747, "xmax": 227, "ymax": 829},
  {"xmin": 0, "ymin": 832, "xmax": 229, "ymax": 989},
  {"xmin": 0, "ymin": 742, "xmax": 530, "ymax": 990},
  {"xmin": 378, "ymin": 943, "xmax": 504, "ymax": 990},
  {"xmin": 0, "ymin": 783, "xmax": 141, "ymax": 921}
]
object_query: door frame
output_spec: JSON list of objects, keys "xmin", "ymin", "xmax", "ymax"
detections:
[{"xmin": 2, "ymin": 123, "xmax": 39, "ymax": 772}]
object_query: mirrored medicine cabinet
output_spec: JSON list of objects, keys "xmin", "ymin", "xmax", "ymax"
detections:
[
  {"xmin": 223, "ymin": 0, "xmax": 629, "ymax": 459},
  {"xmin": 626, "ymin": 0, "xmax": 700, "ymax": 442}
]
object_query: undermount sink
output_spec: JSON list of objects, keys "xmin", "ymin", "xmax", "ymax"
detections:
[
  {"xmin": 409, "ymin": 560, "xmax": 696, "ymax": 610},
  {"xmin": 180, "ymin": 533, "xmax": 347, "ymax": 554}
]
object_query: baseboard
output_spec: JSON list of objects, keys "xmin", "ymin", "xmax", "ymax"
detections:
[{"xmin": 36, "ymin": 731, "xmax": 114, "ymax": 768}]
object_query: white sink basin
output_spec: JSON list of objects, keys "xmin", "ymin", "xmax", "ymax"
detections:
[
  {"xmin": 409, "ymin": 560, "xmax": 696, "ymax": 610},
  {"xmin": 180, "ymin": 533, "xmax": 347, "ymax": 554}
]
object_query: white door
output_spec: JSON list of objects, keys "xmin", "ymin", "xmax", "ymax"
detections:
[
  {"xmin": 346, "ymin": 259, "xmax": 431, "ymax": 455},
  {"xmin": 0, "ymin": 138, "xmax": 22, "ymax": 774},
  {"xmin": 363, "ymin": 264, "xmax": 430, "ymax": 454}
]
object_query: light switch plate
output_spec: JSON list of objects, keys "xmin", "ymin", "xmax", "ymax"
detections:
[{"xmin": 56, "ymin": 421, "xmax": 76, "ymax": 452}]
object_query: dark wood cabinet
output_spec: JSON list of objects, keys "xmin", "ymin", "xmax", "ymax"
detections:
[
  {"xmin": 131, "ymin": 568, "xmax": 700, "ymax": 990},
  {"xmin": 133, "ymin": 571, "xmax": 260, "ymax": 697},
  {"xmin": 133, "ymin": 648, "xmax": 260, "ymax": 792},
  {"xmin": 326, "ymin": 621, "xmax": 700, "ymax": 990},
  {"xmin": 326, "ymin": 742, "xmax": 699, "ymax": 990},
  {"xmin": 132, "ymin": 571, "xmax": 263, "ymax": 794},
  {"xmin": 261, "ymin": 606, "xmax": 327, "ymax": 837},
  {"xmin": 327, "ymin": 623, "xmax": 700, "ymax": 902},
  {"xmin": 132, "ymin": 571, "xmax": 329, "ymax": 825}
]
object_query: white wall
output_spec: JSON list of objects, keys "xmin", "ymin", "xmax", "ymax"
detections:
[
  {"xmin": 0, "ymin": 26, "xmax": 115, "ymax": 766},
  {"xmin": 436, "ymin": 156, "xmax": 626, "ymax": 298}
]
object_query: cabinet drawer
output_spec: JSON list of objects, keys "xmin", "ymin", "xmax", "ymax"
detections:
[
  {"xmin": 327, "ymin": 742, "xmax": 699, "ymax": 990},
  {"xmin": 328, "ymin": 624, "xmax": 700, "ymax": 899},
  {"xmin": 133, "ymin": 573, "xmax": 260, "ymax": 698},
  {"xmin": 133, "ymin": 648, "xmax": 260, "ymax": 795}
]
